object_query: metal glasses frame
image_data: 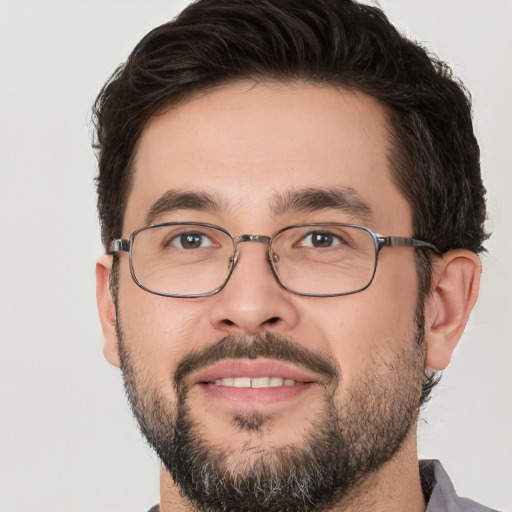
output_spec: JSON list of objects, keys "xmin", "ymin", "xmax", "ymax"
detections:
[{"xmin": 109, "ymin": 222, "xmax": 440, "ymax": 298}]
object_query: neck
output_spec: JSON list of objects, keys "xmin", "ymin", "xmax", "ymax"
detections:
[{"xmin": 158, "ymin": 426, "xmax": 426, "ymax": 512}]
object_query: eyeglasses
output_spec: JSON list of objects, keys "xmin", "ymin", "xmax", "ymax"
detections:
[{"xmin": 109, "ymin": 222, "xmax": 440, "ymax": 298}]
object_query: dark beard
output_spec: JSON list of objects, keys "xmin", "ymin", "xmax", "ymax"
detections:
[{"xmin": 118, "ymin": 317, "xmax": 426, "ymax": 512}]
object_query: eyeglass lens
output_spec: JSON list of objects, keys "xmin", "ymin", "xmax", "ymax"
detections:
[{"xmin": 130, "ymin": 223, "xmax": 377, "ymax": 297}]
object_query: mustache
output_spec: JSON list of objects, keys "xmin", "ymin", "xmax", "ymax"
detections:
[{"xmin": 173, "ymin": 332, "xmax": 340, "ymax": 390}]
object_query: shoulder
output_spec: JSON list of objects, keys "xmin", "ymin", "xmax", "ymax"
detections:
[{"xmin": 421, "ymin": 460, "xmax": 502, "ymax": 512}]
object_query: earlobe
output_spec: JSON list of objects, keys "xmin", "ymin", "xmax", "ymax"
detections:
[
  {"xmin": 96, "ymin": 254, "xmax": 121, "ymax": 368},
  {"xmin": 424, "ymin": 250, "xmax": 481, "ymax": 370}
]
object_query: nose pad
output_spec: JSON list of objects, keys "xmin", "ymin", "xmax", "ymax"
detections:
[{"xmin": 229, "ymin": 250, "xmax": 240, "ymax": 268}]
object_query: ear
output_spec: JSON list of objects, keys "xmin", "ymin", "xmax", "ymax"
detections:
[
  {"xmin": 424, "ymin": 249, "xmax": 481, "ymax": 370},
  {"xmin": 96, "ymin": 254, "xmax": 121, "ymax": 368}
]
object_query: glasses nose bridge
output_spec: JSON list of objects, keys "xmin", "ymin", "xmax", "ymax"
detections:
[
  {"xmin": 233, "ymin": 234, "xmax": 271, "ymax": 246},
  {"xmin": 231, "ymin": 234, "xmax": 273, "ymax": 265}
]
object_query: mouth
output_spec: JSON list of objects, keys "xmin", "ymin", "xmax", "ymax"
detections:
[
  {"xmin": 209, "ymin": 376, "xmax": 302, "ymax": 388},
  {"xmin": 190, "ymin": 359, "xmax": 319, "ymax": 405}
]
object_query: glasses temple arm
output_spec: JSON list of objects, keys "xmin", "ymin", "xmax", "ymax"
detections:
[
  {"xmin": 109, "ymin": 239, "xmax": 130, "ymax": 254},
  {"xmin": 378, "ymin": 236, "xmax": 441, "ymax": 254}
]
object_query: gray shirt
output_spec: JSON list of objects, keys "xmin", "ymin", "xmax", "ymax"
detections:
[
  {"xmin": 422, "ymin": 460, "xmax": 499, "ymax": 512},
  {"xmin": 147, "ymin": 459, "xmax": 500, "ymax": 511}
]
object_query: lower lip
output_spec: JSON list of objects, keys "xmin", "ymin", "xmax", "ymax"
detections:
[{"xmin": 198, "ymin": 382, "xmax": 315, "ymax": 405}]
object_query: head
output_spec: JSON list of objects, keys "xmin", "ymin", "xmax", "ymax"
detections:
[{"xmin": 94, "ymin": 1, "xmax": 485, "ymax": 510}]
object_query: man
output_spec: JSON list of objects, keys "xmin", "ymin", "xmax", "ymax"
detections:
[{"xmin": 93, "ymin": 0, "xmax": 494, "ymax": 511}]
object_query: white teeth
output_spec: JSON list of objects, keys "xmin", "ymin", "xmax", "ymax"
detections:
[
  {"xmin": 251, "ymin": 377, "xmax": 270, "ymax": 388},
  {"xmin": 233, "ymin": 377, "xmax": 251, "ymax": 388},
  {"xmin": 269, "ymin": 377, "xmax": 284, "ymax": 387},
  {"xmin": 211, "ymin": 377, "xmax": 297, "ymax": 388}
]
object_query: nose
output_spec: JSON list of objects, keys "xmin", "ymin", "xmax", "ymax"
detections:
[{"xmin": 209, "ymin": 239, "xmax": 300, "ymax": 335}]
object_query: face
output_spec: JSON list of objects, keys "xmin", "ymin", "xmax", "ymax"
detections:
[{"xmin": 105, "ymin": 82, "xmax": 427, "ymax": 511}]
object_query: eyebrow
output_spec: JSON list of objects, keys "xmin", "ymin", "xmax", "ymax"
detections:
[
  {"xmin": 270, "ymin": 187, "xmax": 373, "ymax": 222},
  {"xmin": 144, "ymin": 186, "xmax": 373, "ymax": 226},
  {"xmin": 145, "ymin": 189, "xmax": 220, "ymax": 225}
]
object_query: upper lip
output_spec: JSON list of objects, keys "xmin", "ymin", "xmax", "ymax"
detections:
[{"xmin": 190, "ymin": 359, "xmax": 319, "ymax": 385}]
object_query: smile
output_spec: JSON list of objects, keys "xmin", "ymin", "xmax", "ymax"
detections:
[
  {"xmin": 191, "ymin": 359, "xmax": 318, "ymax": 387},
  {"xmin": 189, "ymin": 360, "xmax": 318, "ymax": 405},
  {"xmin": 210, "ymin": 377, "xmax": 302, "ymax": 388}
]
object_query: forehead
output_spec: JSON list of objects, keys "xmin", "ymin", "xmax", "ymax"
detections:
[{"xmin": 125, "ymin": 81, "xmax": 411, "ymax": 234}]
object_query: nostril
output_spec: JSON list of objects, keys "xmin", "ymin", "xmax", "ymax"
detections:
[{"xmin": 266, "ymin": 317, "xmax": 280, "ymax": 325}]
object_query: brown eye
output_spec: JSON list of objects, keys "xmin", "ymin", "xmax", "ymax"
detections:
[
  {"xmin": 170, "ymin": 231, "xmax": 213, "ymax": 249},
  {"xmin": 300, "ymin": 231, "xmax": 342, "ymax": 248}
]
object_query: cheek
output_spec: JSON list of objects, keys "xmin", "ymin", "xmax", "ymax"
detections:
[
  {"xmin": 307, "ymin": 252, "xmax": 420, "ymax": 383},
  {"xmin": 116, "ymin": 262, "xmax": 211, "ymax": 373},
  {"xmin": 366, "ymin": 249, "xmax": 420, "ymax": 331}
]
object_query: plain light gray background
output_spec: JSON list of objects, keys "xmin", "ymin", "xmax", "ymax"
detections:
[{"xmin": 0, "ymin": 1, "xmax": 510, "ymax": 511}]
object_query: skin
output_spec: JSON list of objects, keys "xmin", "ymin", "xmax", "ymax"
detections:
[{"xmin": 97, "ymin": 81, "xmax": 481, "ymax": 511}]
